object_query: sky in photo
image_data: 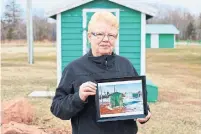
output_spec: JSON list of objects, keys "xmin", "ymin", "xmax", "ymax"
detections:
[{"xmin": 99, "ymin": 82, "xmax": 142, "ymax": 94}]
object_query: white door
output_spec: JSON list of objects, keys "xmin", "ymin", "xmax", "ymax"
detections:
[
  {"xmin": 82, "ymin": 9, "xmax": 120, "ymax": 55},
  {"xmin": 151, "ymin": 34, "xmax": 159, "ymax": 48}
]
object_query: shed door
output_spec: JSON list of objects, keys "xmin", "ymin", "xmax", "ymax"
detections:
[
  {"xmin": 151, "ymin": 34, "xmax": 159, "ymax": 48},
  {"xmin": 82, "ymin": 9, "xmax": 119, "ymax": 55}
]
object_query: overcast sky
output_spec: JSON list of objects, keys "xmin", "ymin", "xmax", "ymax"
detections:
[
  {"xmin": 1, "ymin": 0, "xmax": 201, "ymax": 16},
  {"xmin": 99, "ymin": 82, "xmax": 142, "ymax": 94}
]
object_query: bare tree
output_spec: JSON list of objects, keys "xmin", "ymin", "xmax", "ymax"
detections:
[
  {"xmin": 1, "ymin": 0, "xmax": 23, "ymax": 40},
  {"xmin": 4, "ymin": 0, "xmax": 22, "ymax": 24},
  {"xmin": 147, "ymin": 4, "xmax": 200, "ymax": 41},
  {"xmin": 186, "ymin": 21, "xmax": 196, "ymax": 40},
  {"xmin": 33, "ymin": 16, "xmax": 56, "ymax": 41},
  {"xmin": 198, "ymin": 13, "xmax": 201, "ymax": 40},
  {"xmin": 1, "ymin": 1, "xmax": 56, "ymax": 41}
]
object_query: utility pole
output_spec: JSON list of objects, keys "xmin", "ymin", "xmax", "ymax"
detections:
[{"xmin": 26, "ymin": 0, "xmax": 34, "ymax": 64}]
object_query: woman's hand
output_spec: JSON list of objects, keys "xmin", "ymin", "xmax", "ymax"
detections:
[
  {"xmin": 137, "ymin": 111, "xmax": 151, "ymax": 124},
  {"xmin": 79, "ymin": 81, "xmax": 97, "ymax": 102}
]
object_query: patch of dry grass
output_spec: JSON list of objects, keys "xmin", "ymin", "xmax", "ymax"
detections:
[
  {"xmin": 1, "ymin": 41, "xmax": 201, "ymax": 134},
  {"xmin": 140, "ymin": 45, "xmax": 201, "ymax": 134},
  {"xmin": 1, "ymin": 40, "xmax": 56, "ymax": 47},
  {"xmin": 1, "ymin": 41, "xmax": 67, "ymax": 130}
]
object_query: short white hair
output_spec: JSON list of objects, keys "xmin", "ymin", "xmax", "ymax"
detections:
[{"xmin": 88, "ymin": 11, "xmax": 119, "ymax": 33}]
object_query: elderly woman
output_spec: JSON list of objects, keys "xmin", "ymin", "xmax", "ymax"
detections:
[{"xmin": 51, "ymin": 11, "xmax": 151, "ymax": 134}]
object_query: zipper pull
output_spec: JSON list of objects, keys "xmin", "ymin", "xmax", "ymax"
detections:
[{"xmin": 105, "ymin": 59, "xmax": 108, "ymax": 68}]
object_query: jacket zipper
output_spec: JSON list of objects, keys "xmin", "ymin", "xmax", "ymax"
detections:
[{"xmin": 105, "ymin": 59, "xmax": 108, "ymax": 69}]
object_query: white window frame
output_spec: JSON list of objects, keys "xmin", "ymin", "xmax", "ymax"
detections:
[
  {"xmin": 141, "ymin": 13, "xmax": 146, "ymax": 75},
  {"xmin": 82, "ymin": 8, "xmax": 120, "ymax": 55},
  {"xmin": 56, "ymin": 13, "xmax": 61, "ymax": 86}
]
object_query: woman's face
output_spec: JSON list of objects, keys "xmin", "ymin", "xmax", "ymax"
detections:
[{"xmin": 88, "ymin": 21, "xmax": 118, "ymax": 56}]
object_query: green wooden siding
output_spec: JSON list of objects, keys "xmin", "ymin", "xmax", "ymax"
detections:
[
  {"xmin": 61, "ymin": 11, "xmax": 82, "ymax": 71},
  {"xmin": 159, "ymin": 34, "xmax": 174, "ymax": 48},
  {"xmin": 146, "ymin": 34, "xmax": 151, "ymax": 48},
  {"xmin": 61, "ymin": 0, "xmax": 142, "ymax": 74}
]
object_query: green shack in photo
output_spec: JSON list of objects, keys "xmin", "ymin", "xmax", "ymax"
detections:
[
  {"xmin": 146, "ymin": 24, "xmax": 180, "ymax": 48},
  {"xmin": 109, "ymin": 92, "xmax": 124, "ymax": 108},
  {"xmin": 46, "ymin": 0, "xmax": 158, "ymax": 102}
]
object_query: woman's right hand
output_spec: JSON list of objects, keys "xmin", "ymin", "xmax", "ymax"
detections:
[{"xmin": 79, "ymin": 81, "xmax": 97, "ymax": 102}]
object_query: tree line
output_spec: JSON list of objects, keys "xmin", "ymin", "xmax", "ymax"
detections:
[
  {"xmin": 1, "ymin": 0, "xmax": 56, "ymax": 41},
  {"xmin": 147, "ymin": 5, "xmax": 201, "ymax": 41},
  {"xmin": 1, "ymin": 0, "xmax": 201, "ymax": 41}
]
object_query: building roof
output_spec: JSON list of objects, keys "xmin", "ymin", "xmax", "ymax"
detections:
[
  {"xmin": 46, "ymin": 0, "xmax": 157, "ymax": 18},
  {"xmin": 146, "ymin": 24, "xmax": 180, "ymax": 34}
]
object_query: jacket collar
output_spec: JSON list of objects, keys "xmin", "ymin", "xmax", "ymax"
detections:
[{"xmin": 87, "ymin": 49, "xmax": 115, "ymax": 69}]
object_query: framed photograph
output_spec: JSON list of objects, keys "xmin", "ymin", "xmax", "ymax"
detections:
[{"xmin": 95, "ymin": 76, "xmax": 148, "ymax": 122}]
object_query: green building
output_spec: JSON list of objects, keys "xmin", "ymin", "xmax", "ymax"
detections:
[
  {"xmin": 146, "ymin": 24, "xmax": 180, "ymax": 48},
  {"xmin": 47, "ymin": 0, "xmax": 158, "ymax": 102},
  {"xmin": 109, "ymin": 92, "xmax": 124, "ymax": 108},
  {"xmin": 132, "ymin": 91, "xmax": 141, "ymax": 98}
]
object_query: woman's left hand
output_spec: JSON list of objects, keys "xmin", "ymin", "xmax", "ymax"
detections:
[{"xmin": 137, "ymin": 111, "xmax": 151, "ymax": 124}]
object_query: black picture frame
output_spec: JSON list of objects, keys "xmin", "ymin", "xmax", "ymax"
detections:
[{"xmin": 95, "ymin": 76, "xmax": 148, "ymax": 122}]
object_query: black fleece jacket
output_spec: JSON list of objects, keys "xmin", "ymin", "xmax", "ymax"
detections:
[{"xmin": 50, "ymin": 50, "xmax": 150, "ymax": 134}]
